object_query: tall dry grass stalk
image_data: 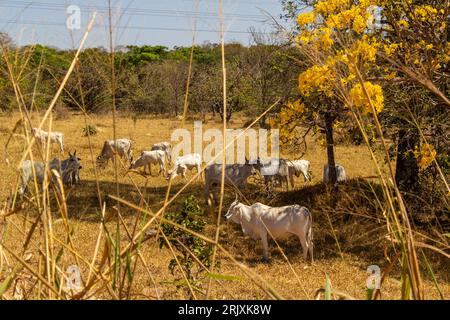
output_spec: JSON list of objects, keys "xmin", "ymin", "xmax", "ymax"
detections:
[
  {"xmin": 0, "ymin": 13, "xmax": 98, "ymax": 300},
  {"xmin": 206, "ymin": 0, "xmax": 228, "ymax": 299}
]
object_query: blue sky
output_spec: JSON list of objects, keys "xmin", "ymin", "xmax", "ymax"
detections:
[{"xmin": 0, "ymin": 0, "xmax": 284, "ymax": 49}]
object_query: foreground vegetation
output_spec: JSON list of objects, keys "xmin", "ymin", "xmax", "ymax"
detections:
[
  {"xmin": 0, "ymin": 0, "xmax": 449, "ymax": 300},
  {"xmin": 0, "ymin": 113, "xmax": 448, "ymax": 299}
]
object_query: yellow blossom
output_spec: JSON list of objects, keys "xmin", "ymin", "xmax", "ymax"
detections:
[
  {"xmin": 299, "ymin": 64, "xmax": 336, "ymax": 97},
  {"xmin": 349, "ymin": 81, "xmax": 384, "ymax": 114},
  {"xmin": 353, "ymin": 14, "xmax": 367, "ymax": 33},
  {"xmin": 398, "ymin": 19, "xmax": 409, "ymax": 28},
  {"xmin": 384, "ymin": 72, "xmax": 397, "ymax": 80},
  {"xmin": 315, "ymin": 0, "xmax": 350, "ymax": 16},
  {"xmin": 414, "ymin": 5, "xmax": 438, "ymax": 22},
  {"xmin": 384, "ymin": 43, "xmax": 399, "ymax": 56},
  {"xmin": 414, "ymin": 144, "xmax": 436, "ymax": 170},
  {"xmin": 297, "ymin": 12, "xmax": 316, "ymax": 26}
]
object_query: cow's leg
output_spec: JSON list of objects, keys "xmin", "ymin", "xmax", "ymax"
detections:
[
  {"xmin": 204, "ymin": 186, "xmax": 209, "ymax": 205},
  {"xmin": 181, "ymin": 167, "xmax": 187, "ymax": 181},
  {"xmin": 160, "ymin": 161, "xmax": 165, "ymax": 176},
  {"xmin": 19, "ymin": 174, "xmax": 29, "ymax": 195},
  {"xmin": 260, "ymin": 232, "xmax": 269, "ymax": 262},
  {"xmin": 289, "ymin": 174, "xmax": 295, "ymax": 190},
  {"xmin": 298, "ymin": 232, "xmax": 309, "ymax": 261},
  {"xmin": 308, "ymin": 239, "xmax": 314, "ymax": 264},
  {"xmin": 302, "ymin": 170, "xmax": 309, "ymax": 182},
  {"xmin": 205, "ymin": 185, "xmax": 214, "ymax": 207},
  {"xmin": 59, "ymin": 139, "xmax": 64, "ymax": 154}
]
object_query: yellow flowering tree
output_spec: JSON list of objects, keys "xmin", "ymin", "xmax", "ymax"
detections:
[
  {"xmin": 280, "ymin": 0, "xmax": 448, "ymax": 188},
  {"xmin": 279, "ymin": 0, "xmax": 449, "ymax": 300},
  {"xmin": 276, "ymin": 0, "xmax": 386, "ymax": 185}
]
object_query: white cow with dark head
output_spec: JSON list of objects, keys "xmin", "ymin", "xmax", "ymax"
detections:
[
  {"xmin": 18, "ymin": 151, "xmax": 82, "ymax": 196},
  {"xmin": 96, "ymin": 139, "xmax": 133, "ymax": 168}
]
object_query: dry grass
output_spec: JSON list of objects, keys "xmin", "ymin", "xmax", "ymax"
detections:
[{"xmin": 0, "ymin": 112, "xmax": 448, "ymax": 300}]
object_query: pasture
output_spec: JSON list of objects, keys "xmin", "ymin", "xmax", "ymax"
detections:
[{"xmin": 0, "ymin": 112, "xmax": 448, "ymax": 300}]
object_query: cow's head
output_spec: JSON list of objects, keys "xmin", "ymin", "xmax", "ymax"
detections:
[
  {"xmin": 225, "ymin": 194, "xmax": 242, "ymax": 223},
  {"xmin": 68, "ymin": 150, "xmax": 82, "ymax": 169}
]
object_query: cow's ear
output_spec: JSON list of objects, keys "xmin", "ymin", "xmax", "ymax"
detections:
[{"xmin": 68, "ymin": 151, "xmax": 73, "ymax": 157}]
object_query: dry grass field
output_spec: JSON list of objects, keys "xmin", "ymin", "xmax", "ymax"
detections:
[{"xmin": 0, "ymin": 112, "xmax": 448, "ymax": 300}]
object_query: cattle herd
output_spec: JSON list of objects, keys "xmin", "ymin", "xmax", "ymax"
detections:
[{"xmin": 19, "ymin": 127, "xmax": 349, "ymax": 262}]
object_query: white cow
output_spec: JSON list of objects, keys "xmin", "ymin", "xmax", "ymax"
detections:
[
  {"xmin": 205, "ymin": 160, "xmax": 260, "ymax": 205},
  {"xmin": 167, "ymin": 153, "xmax": 202, "ymax": 181},
  {"xmin": 96, "ymin": 139, "xmax": 133, "ymax": 168},
  {"xmin": 18, "ymin": 152, "xmax": 82, "ymax": 196},
  {"xmin": 151, "ymin": 142, "xmax": 172, "ymax": 163},
  {"xmin": 287, "ymin": 159, "xmax": 312, "ymax": 189},
  {"xmin": 260, "ymin": 158, "xmax": 290, "ymax": 191},
  {"xmin": 323, "ymin": 164, "xmax": 347, "ymax": 184},
  {"xmin": 225, "ymin": 197, "xmax": 313, "ymax": 262},
  {"xmin": 129, "ymin": 150, "xmax": 166, "ymax": 176},
  {"xmin": 31, "ymin": 128, "xmax": 64, "ymax": 153}
]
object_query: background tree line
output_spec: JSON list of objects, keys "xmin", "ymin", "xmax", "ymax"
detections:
[{"xmin": 0, "ymin": 32, "xmax": 302, "ymax": 123}]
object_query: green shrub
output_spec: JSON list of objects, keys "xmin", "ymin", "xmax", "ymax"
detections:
[
  {"xmin": 83, "ymin": 125, "xmax": 97, "ymax": 136},
  {"xmin": 159, "ymin": 195, "xmax": 213, "ymax": 297}
]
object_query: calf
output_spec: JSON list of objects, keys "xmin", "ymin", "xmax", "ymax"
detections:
[
  {"xmin": 96, "ymin": 139, "xmax": 133, "ymax": 168},
  {"xmin": 167, "ymin": 153, "xmax": 202, "ymax": 181},
  {"xmin": 129, "ymin": 150, "xmax": 166, "ymax": 176},
  {"xmin": 225, "ymin": 197, "xmax": 313, "ymax": 262},
  {"xmin": 31, "ymin": 128, "xmax": 64, "ymax": 153},
  {"xmin": 323, "ymin": 164, "xmax": 347, "ymax": 184}
]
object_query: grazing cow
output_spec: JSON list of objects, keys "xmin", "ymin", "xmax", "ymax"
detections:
[
  {"xmin": 260, "ymin": 158, "xmax": 290, "ymax": 191},
  {"xmin": 287, "ymin": 159, "xmax": 312, "ymax": 189},
  {"xmin": 323, "ymin": 164, "xmax": 347, "ymax": 184},
  {"xmin": 204, "ymin": 160, "xmax": 260, "ymax": 205},
  {"xmin": 167, "ymin": 153, "xmax": 202, "ymax": 181},
  {"xmin": 18, "ymin": 152, "xmax": 82, "ymax": 195},
  {"xmin": 96, "ymin": 139, "xmax": 133, "ymax": 168},
  {"xmin": 151, "ymin": 142, "xmax": 172, "ymax": 163},
  {"xmin": 225, "ymin": 197, "xmax": 313, "ymax": 262},
  {"xmin": 31, "ymin": 128, "xmax": 64, "ymax": 153},
  {"xmin": 129, "ymin": 150, "xmax": 166, "ymax": 176}
]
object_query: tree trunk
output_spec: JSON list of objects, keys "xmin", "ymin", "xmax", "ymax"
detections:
[
  {"xmin": 325, "ymin": 112, "xmax": 337, "ymax": 185},
  {"xmin": 395, "ymin": 128, "xmax": 420, "ymax": 193}
]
